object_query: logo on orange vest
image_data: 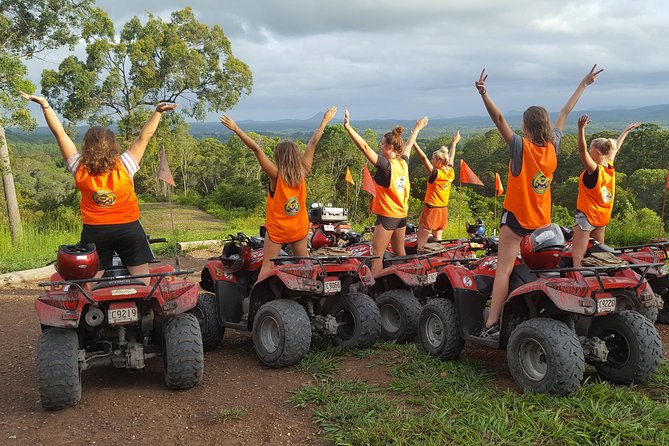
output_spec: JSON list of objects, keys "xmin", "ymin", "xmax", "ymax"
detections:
[
  {"xmin": 396, "ymin": 176, "xmax": 407, "ymax": 192},
  {"xmin": 284, "ymin": 196, "xmax": 300, "ymax": 216},
  {"xmin": 601, "ymin": 186, "xmax": 613, "ymax": 204},
  {"xmin": 531, "ymin": 172, "xmax": 550, "ymax": 195},
  {"xmin": 92, "ymin": 189, "xmax": 117, "ymax": 207}
]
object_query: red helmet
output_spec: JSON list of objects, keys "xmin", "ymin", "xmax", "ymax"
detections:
[
  {"xmin": 221, "ymin": 241, "xmax": 249, "ymax": 273},
  {"xmin": 56, "ymin": 243, "xmax": 100, "ymax": 280},
  {"xmin": 520, "ymin": 224, "xmax": 566, "ymax": 270},
  {"xmin": 310, "ymin": 228, "xmax": 335, "ymax": 251}
]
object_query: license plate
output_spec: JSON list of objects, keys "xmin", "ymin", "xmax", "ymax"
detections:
[
  {"xmin": 323, "ymin": 224, "xmax": 335, "ymax": 232},
  {"xmin": 596, "ymin": 297, "xmax": 616, "ymax": 313},
  {"xmin": 108, "ymin": 303, "xmax": 139, "ymax": 324},
  {"xmin": 427, "ymin": 272, "xmax": 437, "ymax": 284},
  {"xmin": 323, "ymin": 279, "xmax": 341, "ymax": 294}
]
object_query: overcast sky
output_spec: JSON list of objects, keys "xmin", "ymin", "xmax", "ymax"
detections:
[{"xmin": 25, "ymin": 0, "xmax": 669, "ymax": 121}]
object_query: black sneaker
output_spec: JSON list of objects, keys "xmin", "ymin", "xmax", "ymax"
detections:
[{"xmin": 479, "ymin": 323, "xmax": 500, "ymax": 340}]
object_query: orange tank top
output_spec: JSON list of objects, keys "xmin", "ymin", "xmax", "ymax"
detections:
[
  {"xmin": 75, "ymin": 158, "xmax": 140, "ymax": 225},
  {"xmin": 371, "ymin": 157, "xmax": 410, "ymax": 218},
  {"xmin": 424, "ymin": 167, "xmax": 455, "ymax": 207},
  {"xmin": 503, "ymin": 137, "xmax": 557, "ymax": 229},
  {"xmin": 577, "ymin": 163, "xmax": 615, "ymax": 227},
  {"xmin": 265, "ymin": 175, "xmax": 309, "ymax": 244}
]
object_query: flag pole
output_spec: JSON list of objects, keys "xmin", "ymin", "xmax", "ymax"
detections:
[{"xmin": 662, "ymin": 187, "xmax": 668, "ymax": 238}]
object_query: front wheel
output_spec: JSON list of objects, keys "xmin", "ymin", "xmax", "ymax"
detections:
[
  {"xmin": 419, "ymin": 299, "xmax": 464, "ymax": 360},
  {"xmin": 376, "ymin": 289, "xmax": 422, "ymax": 343},
  {"xmin": 329, "ymin": 293, "xmax": 381, "ymax": 349},
  {"xmin": 191, "ymin": 292, "xmax": 225, "ymax": 351},
  {"xmin": 252, "ymin": 299, "xmax": 311, "ymax": 368},
  {"xmin": 164, "ymin": 313, "xmax": 204, "ymax": 390},
  {"xmin": 36, "ymin": 328, "xmax": 81, "ymax": 410},
  {"xmin": 588, "ymin": 310, "xmax": 662, "ymax": 384},
  {"xmin": 507, "ymin": 318, "xmax": 585, "ymax": 396}
]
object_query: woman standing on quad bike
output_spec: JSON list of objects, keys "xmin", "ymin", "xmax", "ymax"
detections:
[
  {"xmin": 343, "ymin": 110, "xmax": 429, "ymax": 275},
  {"xmin": 412, "ymin": 131, "xmax": 461, "ymax": 250},
  {"xmin": 20, "ymin": 91, "xmax": 176, "ymax": 285},
  {"xmin": 475, "ymin": 65, "xmax": 604, "ymax": 339},
  {"xmin": 571, "ymin": 115, "xmax": 640, "ymax": 267},
  {"xmin": 220, "ymin": 107, "xmax": 337, "ymax": 280}
]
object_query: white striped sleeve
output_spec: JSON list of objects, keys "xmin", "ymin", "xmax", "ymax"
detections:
[
  {"xmin": 66, "ymin": 152, "xmax": 82, "ymax": 176},
  {"xmin": 120, "ymin": 152, "xmax": 139, "ymax": 178}
]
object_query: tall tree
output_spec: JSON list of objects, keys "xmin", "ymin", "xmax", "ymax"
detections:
[{"xmin": 1, "ymin": 0, "xmax": 98, "ymax": 245}]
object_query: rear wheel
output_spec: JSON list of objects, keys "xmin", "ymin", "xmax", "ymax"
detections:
[
  {"xmin": 252, "ymin": 299, "xmax": 311, "ymax": 367},
  {"xmin": 376, "ymin": 289, "xmax": 422, "ymax": 342},
  {"xmin": 191, "ymin": 292, "xmax": 225, "ymax": 351},
  {"xmin": 588, "ymin": 310, "xmax": 662, "ymax": 384},
  {"xmin": 36, "ymin": 328, "xmax": 81, "ymax": 410},
  {"xmin": 507, "ymin": 318, "xmax": 585, "ymax": 396},
  {"xmin": 419, "ymin": 299, "xmax": 464, "ymax": 360},
  {"xmin": 164, "ymin": 313, "xmax": 204, "ymax": 389},
  {"xmin": 329, "ymin": 293, "xmax": 381, "ymax": 349},
  {"xmin": 614, "ymin": 290, "xmax": 658, "ymax": 323}
]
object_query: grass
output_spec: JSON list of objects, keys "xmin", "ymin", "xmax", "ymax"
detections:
[
  {"xmin": 291, "ymin": 342, "xmax": 669, "ymax": 446},
  {"xmin": 210, "ymin": 406, "xmax": 247, "ymax": 424},
  {"xmin": 0, "ymin": 224, "xmax": 79, "ymax": 273}
]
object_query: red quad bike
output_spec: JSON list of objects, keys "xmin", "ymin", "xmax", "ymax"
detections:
[
  {"xmin": 35, "ymin": 240, "xmax": 203, "ymax": 411},
  {"xmin": 419, "ymin": 224, "xmax": 663, "ymax": 396},
  {"xmin": 558, "ymin": 228, "xmax": 665, "ymax": 323},
  {"xmin": 193, "ymin": 233, "xmax": 381, "ymax": 367}
]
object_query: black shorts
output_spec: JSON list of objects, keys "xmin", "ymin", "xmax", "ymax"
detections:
[
  {"xmin": 80, "ymin": 220, "xmax": 154, "ymax": 270},
  {"xmin": 500, "ymin": 209, "xmax": 534, "ymax": 237},
  {"xmin": 375, "ymin": 215, "xmax": 407, "ymax": 231}
]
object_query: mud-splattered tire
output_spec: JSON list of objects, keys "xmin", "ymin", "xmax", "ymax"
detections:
[
  {"xmin": 376, "ymin": 289, "xmax": 422, "ymax": 343},
  {"xmin": 164, "ymin": 313, "xmax": 204, "ymax": 389},
  {"xmin": 419, "ymin": 299, "xmax": 464, "ymax": 360},
  {"xmin": 329, "ymin": 293, "xmax": 381, "ymax": 349},
  {"xmin": 588, "ymin": 310, "xmax": 662, "ymax": 384},
  {"xmin": 191, "ymin": 292, "xmax": 225, "ymax": 351},
  {"xmin": 252, "ymin": 300, "xmax": 311, "ymax": 368},
  {"xmin": 36, "ymin": 328, "xmax": 81, "ymax": 410},
  {"xmin": 613, "ymin": 290, "xmax": 658, "ymax": 323},
  {"xmin": 507, "ymin": 318, "xmax": 585, "ymax": 396}
]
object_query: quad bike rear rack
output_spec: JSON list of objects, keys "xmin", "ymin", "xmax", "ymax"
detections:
[
  {"xmin": 38, "ymin": 270, "xmax": 194, "ymax": 306},
  {"xmin": 531, "ymin": 262, "xmax": 663, "ymax": 292},
  {"xmin": 270, "ymin": 255, "xmax": 379, "ymax": 275}
]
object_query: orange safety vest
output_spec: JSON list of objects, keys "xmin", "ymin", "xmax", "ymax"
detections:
[
  {"xmin": 503, "ymin": 137, "xmax": 557, "ymax": 229},
  {"xmin": 75, "ymin": 158, "xmax": 140, "ymax": 225},
  {"xmin": 265, "ymin": 175, "xmax": 309, "ymax": 244},
  {"xmin": 371, "ymin": 157, "xmax": 410, "ymax": 218},
  {"xmin": 424, "ymin": 167, "xmax": 455, "ymax": 207},
  {"xmin": 577, "ymin": 163, "xmax": 615, "ymax": 227}
]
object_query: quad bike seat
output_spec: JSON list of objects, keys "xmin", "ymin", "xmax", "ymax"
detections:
[
  {"xmin": 91, "ymin": 266, "xmax": 145, "ymax": 290},
  {"xmin": 587, "ymin": 242, "xmax": 621, "ymax": 256}
]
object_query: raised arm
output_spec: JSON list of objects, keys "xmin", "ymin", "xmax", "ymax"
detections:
[
  {"xmin": 126, "ymin": 103, "xmax": 178, "ymax": 163},
  {"xmin": 577, "ymin": 114, "xmax": 597, "ymax": 174},
  {"xmin": 448, "ymin": 130, "xmax": 461, "ymax": 166},
  {"xmin": 19, "ymin": 91, "xmax": 77, "ymax": 161},
  {"xmin": 611, "ymin": 121, "xmax": 641, "ymax": 161},
  {"xmin": 304, "ymin": 106, "xmax": 337, "ymax": 172},
  {"xmin": 554, "ymin": 65, "xmax": 604, "ymax": 132},
  {"xmin": 475, "ymin": 70, "xmax": 515, "ymax": 145},
  {"xmin": 412, "ymin": 142, "xmax": 434, "ymax": 174},
  {"xmin": 402, "ymin": 116, "xmax": 429, "ymax": 158},
  {"xmin": 221, "ymin": 114, "xmax": 278, "ymax": 180},
  {"xmin": 343, "ymin": 110, "xmax": 378, "ymax": 165}
]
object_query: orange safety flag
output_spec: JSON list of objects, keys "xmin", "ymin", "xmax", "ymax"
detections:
[
  {"xmin": 362, "ymin": 163, "xmax": 376, "ymax": 196},
  {"xmin": 345, "ymin": 166, "xmax": 355, "ymax": 185},
  {"xmin": 460, "ymin": 160, "xmax": 483, "ymax": 186},
  {"xmin": 495, "ymin": 172, "xmax": 504, "ymax": 196},
  {"xmin": 157, "ymin": 147, "xmax": 176, "ymax": 187}
]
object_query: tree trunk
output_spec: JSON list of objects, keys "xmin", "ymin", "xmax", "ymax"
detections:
[{"xmin": 0, "ymin": 125, "xmax": 23, "ymax": 246}]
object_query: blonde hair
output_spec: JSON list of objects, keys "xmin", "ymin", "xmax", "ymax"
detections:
[
  {"xmin": 590, "ymin": 137, "xmax": 617, "ymax": 156},
  {"xmin": 274, "ymin": 141, "xmax": 306, "ymax": 187},
  {"xmin": 81, "ymin": 127, "xmax": 121, "ymax": 175},
  {"xmin": 523, "ymin": 106, "xmax": 553, "ymax": 146},
  {"xmin": 432, "ymin": 146, "xmax": 450, "ymax": 166},
  {"xmin": 383, "ymin": 126, "xmax": 405, "ymax": 156}
]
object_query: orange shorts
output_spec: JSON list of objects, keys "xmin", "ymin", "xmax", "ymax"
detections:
[{"xmin": 418, "ymin": 205, "xmax": 448, "ymax": 231}]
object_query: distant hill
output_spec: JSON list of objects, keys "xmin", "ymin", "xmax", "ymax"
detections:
[{"xmin": 7, "ymin": 104, "xmax": 669, "ymax": 142}]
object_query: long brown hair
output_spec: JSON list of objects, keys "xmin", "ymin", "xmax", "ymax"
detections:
[
  {"xmin": 383, "ymin": 126, "xmax": 405, "ymax": 156},
  {"xmin": 523, "ymin": 106, "xmax": 553, "ymax": 146},
  {"xmin": 80, "ymin": 127, "xmax": 121, "ymax": 175},
  {"xmin": 274, "ymin": 141, "xmax": 306, "ymax": 187}
]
